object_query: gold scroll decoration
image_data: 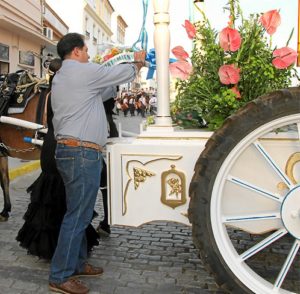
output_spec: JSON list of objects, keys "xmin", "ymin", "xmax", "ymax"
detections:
[
  {"xmin": 122, "ymin": 155, "xmax": 182, "ymax": 216},
  {"xmin": 161, "ymin": 165, "xmax": 186, "ymax": 209},
  {"xmin": 277, "ymin": 152, "xmax": 300, "ymax": 190},
  {"xmin": 133, "ymin": 167, "xmax": 155, "ymax": 190}
]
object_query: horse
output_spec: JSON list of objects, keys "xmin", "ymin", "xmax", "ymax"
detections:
[{"xmin": 0, "ymin": 70, "xmax": 49, "ymax": 221}]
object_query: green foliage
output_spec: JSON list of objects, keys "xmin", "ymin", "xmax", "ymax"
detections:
[{"xmin": 172, "ymin": 1, "xmax": 298, "ymax": 130}]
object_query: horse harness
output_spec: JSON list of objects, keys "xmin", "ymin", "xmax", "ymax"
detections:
[
  {"xmin": 0, "ymin": 71, "xmax": 49, "ymax": 155},
  {"xmin": 0, "ymin": 71, "xmax": 47, "ymax": 115}
]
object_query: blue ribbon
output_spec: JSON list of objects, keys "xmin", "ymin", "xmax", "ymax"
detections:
[
  {"xmin": 145, "ymin": 48, "xmax": 177, "ymax": 80},
  {"xmin": 146, "ymin": 49, "xmax": 156, "ymax": 80},
  {"xmin": 132, "ymin": 0, "xmax": 149, "ymax": 52},
  {"xmin": 131, "ymin": 1, "xmax": 176, "ymax": 80}
]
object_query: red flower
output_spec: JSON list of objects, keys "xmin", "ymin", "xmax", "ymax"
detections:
[
  {"xmin": 169, "ymin": 60, "xmax": 193, "ymax": 80},
  {"xmin": 219, "ymin": 27, "xmax": 242, "ymax": 52},
  {"xmin": 218, "ymin": 64, "xmax": 240, "ymax": 85},
  {"xmin": 103, "ymin": 54, "xmax": 113, "ymax": 61},
  {"xmin": 172, "ymin": 46, "xmax": 189, "ymax": 61},
  {"xmin": 260, "ymin": 10, "xmax": 281, "ymax": 35},
  {"xmin": 182, "ymin": 20, "xmax": 196, "ymax": 39},
  {"xmin": 230, "ymin": 85, "xmax": 241, "ymax": 99},
  {"xmin": 272, "ymin": 47, "xmax": 298, "ymax": 69}
]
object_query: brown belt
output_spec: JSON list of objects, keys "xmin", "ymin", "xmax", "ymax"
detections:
[{"xmin": 57, "ymin": 138, "xmax": 103, "ymax": 152}]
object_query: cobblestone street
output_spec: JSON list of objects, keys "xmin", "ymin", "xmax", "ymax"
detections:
[{"xmin": 0, "ymin": 156, "xmax": 223, "ymax": 293}]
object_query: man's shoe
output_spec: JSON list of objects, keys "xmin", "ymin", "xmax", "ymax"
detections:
[
  {"xmin": 49, "ymin": 278, "xmax": 89, "ymax": 294},
  {"xmin": 72, "ymin": 263, "xmax": 104, "ymax": 278},
  {"xmin": 96, "ymin": 222, "xmax": 111, "ymax": 237}
]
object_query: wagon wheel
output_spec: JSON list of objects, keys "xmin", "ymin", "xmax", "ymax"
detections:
[{"xmin": 189, "ymin": 88, "xmax": 300, "ymax": 294}]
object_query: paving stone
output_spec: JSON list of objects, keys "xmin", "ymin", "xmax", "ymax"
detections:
[
  {"xmin": 114, "ymin": 286, "xmax": 143, "ymax": 294},
  {"xmin": 0, "ymin": 166, "xmax": 226, "ymax": 294},
  {"xmin": 12, "ymin": 280, "xmax": 40, "ymax": 291}
]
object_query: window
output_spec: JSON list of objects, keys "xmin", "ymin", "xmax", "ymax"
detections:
[
  {"xmin": 85, "ymin": 17, "xmax": 90, "ymax": 38},
  {"xmin": 97, "ymin": 30, "xmax": 101, "ymax": 43},
  {"xmin": 0, "ymin": 62, "xmax": 9, "ymax": 74},
  {"xmin": 19, "ymin": 51, "xmax": 34, "ymax": 67},
  {"xmin": 93, "ymin": 24, "xmax": 96, "ymax": 43},
  {"xmin": 0, "ymin": 44, "xmax": 9, "ymax": 61}
]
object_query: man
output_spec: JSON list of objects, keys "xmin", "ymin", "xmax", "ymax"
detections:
[
  {"xmin": 149, "ymin": 94, "xmax": 157, "ymax": 115},
  {"xmin": 138, "ymin": 92, "xmax": 147, "ymax": 118},
  {"xmin": 49, "ymin": 33, "xmax": 144, "ymax": 294}
]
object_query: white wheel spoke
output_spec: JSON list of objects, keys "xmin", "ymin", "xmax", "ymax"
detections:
[
  {"xmin": 223, "ymin": 211, "xmax": 280, "ymax": 223},
  {"xmin": 228, "ymin": 175, "xmax": 283, "ymax": 203},
  {"xmin": 297, "ymin": 123, "xmax": 300, "ymax": 140},
  {"xmin": 254, "ymin": 141, "xmax": 292, "ymax": 189},
  {"xmin": 240, "ymin": 228, "xmax": 288, "ymax": 261},
  {"xmin": 273, "ymin": 239, "xmax": 300, "ymax": 290},
  {"xmin": 208, "ymin": 111, "xmax": 300, "ymax": 293}
]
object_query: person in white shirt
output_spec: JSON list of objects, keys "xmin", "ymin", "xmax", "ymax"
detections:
[{"xmin": 149, "ymin": 95, "xmax": 157, "ymax": 114}]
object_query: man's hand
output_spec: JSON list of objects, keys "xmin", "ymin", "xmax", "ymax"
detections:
[{"xmin": 133, "ymin": 51, "xmax": 146, "ymax": 71}]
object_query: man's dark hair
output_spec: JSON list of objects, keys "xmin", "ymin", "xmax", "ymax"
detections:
[
  {"xmin": 49, "ymin": 58, "xmax": 62, "ymax": 74},
  {"xmin": 48, "ymin": 58, "xmax": 62, "ymax": 88},
  {"xmin": 57, "ymin": 33, "xmax": 85, "ymax": 60}
]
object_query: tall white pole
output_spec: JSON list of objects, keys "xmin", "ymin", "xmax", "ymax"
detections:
[{"xmin": 152, "ymin": 0, "xmax": 172, "ymax": 127}]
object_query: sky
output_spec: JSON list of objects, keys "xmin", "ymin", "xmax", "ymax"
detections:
[
  {"xmin": 109, "ymin": 0, "xmax": 192, "ymax": 51},
  {"xmin": 110, "ymin": 0, "xmax": 298, "ymax": 57}
]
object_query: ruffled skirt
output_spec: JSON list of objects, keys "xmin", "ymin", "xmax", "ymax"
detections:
[{"xmin": 16, "ymin": 172, "xmax": 99, "ymax": 259}]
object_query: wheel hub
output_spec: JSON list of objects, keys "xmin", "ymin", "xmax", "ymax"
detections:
[{"xmin": 281, "ymin": 185, "xmax": 300, "ymax": 239}]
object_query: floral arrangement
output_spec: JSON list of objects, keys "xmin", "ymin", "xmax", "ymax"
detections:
[
  {"xmin": 92, "ymin": 43, "xmax": 134, "ymax": 64},
  {"xmin": 170, "ymin": 0, "xmax": 298, "ymax": 130}
]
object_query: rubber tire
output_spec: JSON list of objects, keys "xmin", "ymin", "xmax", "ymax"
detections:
[{"xmin": 188, "ymin": 87, "xmax": 300, "ymax": 293}]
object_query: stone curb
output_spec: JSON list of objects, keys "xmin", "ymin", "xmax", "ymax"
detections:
[{"xmin": 9, "ymin": 160, "xmax": 40, "ymax": 181}]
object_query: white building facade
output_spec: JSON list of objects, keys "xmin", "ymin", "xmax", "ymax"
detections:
[{"xmin": 46, "ymin": 0, "xmax": 114, "ymax": 59}]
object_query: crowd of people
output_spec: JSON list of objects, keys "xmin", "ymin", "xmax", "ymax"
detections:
[
  {"xmin": 115, "ymin": 89, "xmax": 157, "ymax": 118},
  {"xmin": 16, "ymin": 33, "xmax": 146, "ymax": 294}
]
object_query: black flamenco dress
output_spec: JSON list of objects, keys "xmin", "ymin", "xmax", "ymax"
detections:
[{"xmin": 16, "ymin": 98, "xmax": 99, "ymax": 259}]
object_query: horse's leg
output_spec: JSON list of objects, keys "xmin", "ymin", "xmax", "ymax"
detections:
[{"xmin": 0, "ymin": 156, "xmax": 10, "ymax": 221}]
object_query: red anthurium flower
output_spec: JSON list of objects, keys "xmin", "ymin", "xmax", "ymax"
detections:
[
  {"xmin": 172, "ymin": 46, "xmax": 189, "ymax": 61},
  {"xmin": 230, "ymin": 85, "xmax": 241, "ymax": 99},
  {"xmin": 182, "ymin": 20, "xmax": 196, "ymax": 39},
  {"xmin": 260, "ymin": 10, "xmax": 281, "ymax": 35},
  {"xmin": 218, "ymin": 64, "xmax": 240, "ymax": 85},
  {"xmin": 272, "ymin": 47, "xmax": 298, "ymax": 69},
  {"xmin": 169, "ymin": 60, "xmax": 193, "ymax": 80},
  {"xmin": 219, "ymin": 27, "xmax": 241, "ymax": 52}
]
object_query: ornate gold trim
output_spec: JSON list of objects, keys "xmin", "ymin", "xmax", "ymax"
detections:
[
  {"xmin": 17, "ymin": 94, "xmax": 24, "ymax": 104},
  {"xmin": 277, "ymin": 152, "xmax": 300, "ymax": 190},
  {"xmin": 122, "ymin": 155, "xmax": 182, "ymax": 215},
  {"xmin": 161, "ymin": 165, "xmax": 187, "ymax": 209},
  {"xmin": 285, "ymin": 152, "xmax": 300, "ymax": 185},
  {"xmin": 133, "ymin": 167, "xmax": 155, "ymax": 189}
]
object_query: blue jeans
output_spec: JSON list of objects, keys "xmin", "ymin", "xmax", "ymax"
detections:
[{"xmin": 49, "ymin": 144, "xmax": 102, "ymax": 284}]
